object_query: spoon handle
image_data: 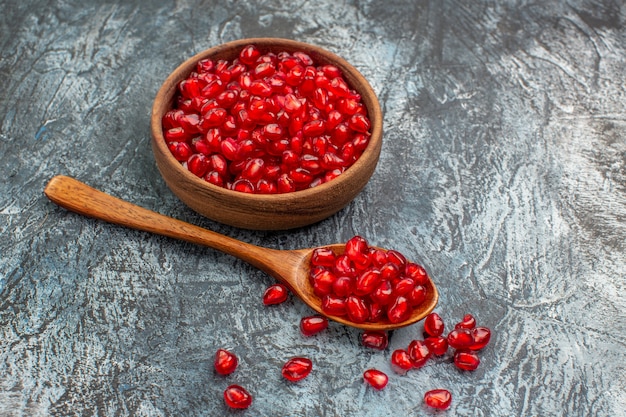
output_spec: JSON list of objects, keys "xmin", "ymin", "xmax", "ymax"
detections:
[{"xmin": 43, "ymin": 175, "xmax": 292, "ymax": 277}]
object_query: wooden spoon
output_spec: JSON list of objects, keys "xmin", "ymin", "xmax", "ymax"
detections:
[{"xmin": 43, "ymin": 175, "xmax": 438, "ymax": 331}]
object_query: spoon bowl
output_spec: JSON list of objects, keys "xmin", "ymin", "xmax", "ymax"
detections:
[{"xmin": 43, "ymin": 175, "xmax": 438, "ymax": 331}]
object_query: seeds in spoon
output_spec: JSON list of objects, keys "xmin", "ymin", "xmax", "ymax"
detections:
[{"xmin": 310, "ymin": 235, "xmax": 430, "ymax": 324}]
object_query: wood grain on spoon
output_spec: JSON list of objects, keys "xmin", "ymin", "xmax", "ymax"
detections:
[{"xmin": 43, "ymin": 175, "xmax": 438, "ymax": 330}]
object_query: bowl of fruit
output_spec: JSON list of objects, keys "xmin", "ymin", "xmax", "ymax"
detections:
[{"xmin": 151, "ymin": 38, "xmax": 383, "ymax": 230}]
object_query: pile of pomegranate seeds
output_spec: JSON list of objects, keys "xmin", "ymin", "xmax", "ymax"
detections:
[
  {"xmin": 309, "ymin": 235, "xmax": 430, "ymax": 324},
  {"xmin": 162, "ymin": 44, "xmax": 372, "ymax": 194}
]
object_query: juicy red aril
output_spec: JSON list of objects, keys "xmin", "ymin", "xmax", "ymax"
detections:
[
  {"xmin": 164, "ymin": 44, "xmax": 372, "ymax": 194},
  {"xmin": 387, "ymin": 296, "xmax": 410, "ymax": 323},
  {"xmin": 407, "ymin": 340, "xmax": 431, "ymax": 368},
  {"xmin": 224, "ymin": 385, "xmax": 252, "ymax": 409},
  {"xmin": 469, "ymin": 326, "xmax": 491, "ymax": 350},
  {"xmin": 424, "ymin": 336, "xmax": 449, "ymax": 356},
  {"xmin": 363, "ymin": 369, "xmax": 388, "ymax": 390},
  {"xmin": 455, "ymin": 313, "xmax": 477, "ymax": 330},
  {"xmin": 346, "ymin": 295, "xmax": 369, "ymax": 323},
  {"xmin": 282, "ymin": 357, "xmax": 313, "ymax": 382},
  {"xmin": 454, "ymin": 351, "xmax": 480, "ymax": 371},
  {"xmin": 214, "ymin": 349, "xmax": 238, "ymax": 375},
  {"xmin": 360, "ymin": 330, "xmax": 389, "ymax": 350},
  {"xmin": 424, "ymin": 389, "xmax": 452, "ymax": 410},
  {"xmin": 447, "ymin": 328, "xmax": 474, "ymax": 350},
  {"xmin": 321, "ymin": 294, "xmax": 347, "ymax": 316},
  {"xmin": 354, "ymin": 269, "xmax": 382, "ymax": 296},
  {"xmin": 424, "ymin": 312, "xmax": 445, "ymax": 337},
  {"xmin": 300, "ymin": 315, "xmax": 328, "ymax": 336},
  {"xmin": 262, "ymin": 283, "xmax": 289, "ymax": 305},
  {"xmin": 391, "ymin": 349, "xmax": 414, "ymax": 374},
  {"xmin": 332, "ymin": 276, "xmax": 353, "ymax": 297}
]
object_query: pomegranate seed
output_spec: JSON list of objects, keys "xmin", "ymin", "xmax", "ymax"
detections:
[
  {"xmin": 186, "ymin": 154, "xmax": 210, "ymax": 177},
  {"xmin": 360, "ymin": 330, "xmax": 388, "ymax": 350},
  {"xmin": 387, "ymin": 296, "xmax": 410, "ymax": 323},
  {"xmin": 311, "ymin": 247, "xmax": 336, "ymax": 267},
  {"xmin": 282, "ymin": 357, "xmax": 313, "ymax": 382},
  {"xmin": 239, "ymin": 45, "xmax": 261, "ymax": 65},
  {"xmin": 223, "ymin": 385, "xmax": 252, "ymax": 409},
  {"xmin": 469, "ymin": 327, "xmax": 491, "ymax": 350},
  {"xmin": 424, "ymin": 312, "xmax": 445, "ymax": 337},
  {"xmin": 408, "ymin": 339, "xmax": 431, "ymax": 368},
  {"xmin": 392, "ymin": 277, "xmax": 416, "ymax": 297},
  {"xmin": 354, "ymin": 269, "xmax": 382, "ymax": 296},
  {"xmin": 345, "ymin": 295, "xmax": 369, "ymax": 323},
  {"xmin": 332, "ymin": 276, "xmax": 353, "ymax": 297},
  {"xmin": 321, "ymin": 294, "xmax": 347, "ymax": 316},
  {"xmin": 424, "ymin": 336, "xmax": 449, "ymax": 356},
  {"xmin": 262, "ymin": 283, "xmax": 289, "ymax": 305},
  {"xmin": 386, "ymin": 250, "xmax": 406, "ymax": 268},
  {"xmin": 333, "ymin": 254, "xmax": 355, "ymax": 277},
  {"xmin": 390, "ymin": 349, "xmax": 413, "ymax": 374},
  {"xmin": 370, "ymin": 280, "xmax": 393, "ymax": 306},
  {"xmin": 454, "ymin": 351, "xmax": 480, "ymax": 371},
  {"xmin": 300, "ymin": 315, "xmax": 328, "ymax": 336},
  {"xmin": 407, "ymin": 285, "xmax": 427, "ymax": 306},
  {"xmin": 424, "ymin": 389, "xmax": 452, "ymax": 410},
  {"xmin": 214, "ymin": 349, "xmax": 238, "ymax": 375},
  {"xmin": 447, "ymin": 328, "xmax": 474, "ymax": 350},
  {"xmin": 363, "ymin": 369, "xmax": 388, "ymax": 390},
  {"xmin": 455, "ymin": 314, "xmax": 477, "ymax": 330},
  {"xmin": 380, "ymin": 263, "xmax": 401, "ymax": 282},
  {"xmin": 405, "ymin": 262, "xmax": 429, "ymax": 286}
]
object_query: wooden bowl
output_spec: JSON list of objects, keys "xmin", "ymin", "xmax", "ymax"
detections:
[{"xmin": 150, "ymin": 38, "xmax": 383, "ymax": 230}]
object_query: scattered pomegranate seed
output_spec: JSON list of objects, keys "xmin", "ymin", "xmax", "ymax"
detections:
[
  {"xmin": 223, "ymin": 384, "xmax": 252, "ymax": 409},
  {"xmin": 360, "ymin": 330, "xmax": 389, "ymax": 350},
  {"xmin": 262, "ymin": 283, "xmax": 289, "ymax": 305},
  {"xmin": 300, "ymin": 315, "xmax": 329, "ymax": 336},
  {"xmin": 424, "ymin": 336, "xmax": 449, "ymax": 356},
  {"xmin": 407, "ymin": 340, "xmax": 431, "ymax": 368},
  {"xmin": 363, "ymin": 369, "xmax": 389, "ymax": 390},
  {"xmin": 390, "ymin": 349, "xmax": 414, "ymax": 374},
  {"xmin": 469, "ymin": 327, "xmax": 491, "ymax": 350},
  {"xmin": 454, "ymin": 351, "xmax": 480, "ymax": 371},
  {"xmin": 423, "ymin": 312, "xmax": 445, "ymax": 337},
  {"xmin": 282, "ymin": 357, "xmax": 313, "ymax": 382},
  {"xmin": 447, "ymin": 328, "xmax": 474, "ymax": 350},
  {"xmin": 214, "ymin": 349, "xmax": 238, "ymax": 375},
  {"xmin": 455, "ymin": 313, "xmax": 476, "ymax": 329},
  {"xmin": 424, "ymin": 389, "xmax": 452, "ymax": 410},
  {"xmin": 163, "ymin": 44, "xmax": 372, "ymax": 193}
]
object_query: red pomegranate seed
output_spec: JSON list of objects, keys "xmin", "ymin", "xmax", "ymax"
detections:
[
  {"xmin": 408, "ymin": 340, "xmax": 431, "ymax": 368},
  {"xmin": 469, "ymin": 327, "xmax": 491, "ymax": 350},
  {"xmin": 391, "ymin": 349, "xmax": 413, "ymax": 374},
  {"xmin": 332, "ymin": 276, "xmax": 353, "ymax": 297},
  {"xmin": 239, "ymin": 45, "xmax": 261, "ymax": 65},
  {"xmin": 387, "ymin": 296, "xmax": 410, "ymax": 323},
  {"xmin": 354, "ymin": 269, "xmax": 382, "ymax": 296},
  {"xmin": 168, "ymin": 141, "xmax": 193, "ymax": 161},
  {"xmin": 214, "ymin": 349, "xmax": 238, "ymax": 375},
  {"xmin": 300, "ymin": 315, "xmax": 328, "ymax": 336},
  {"xmin": 407, "ymin": 285, "xmax": 426, "ymax": 306},
  {"xmin": 424, "ymin": 389, "xmax": 452, "ymax": 410},
  {"xmin": 380, "ymin": 263, "xmax": 401, "ymax": 282},
  {"xmin": 424, "ymin": 312, "xmax": 445, "ymax": 337},
  {"xmin": 392, "ymin": 277, "xmax": 416, "ymax": 297},
  {"xmin": 447, "ymin": 328, "xmax": 474, "ymax": 350},
  {"xmin": 262, "ymin": 283, "xmax": 289, "ymax": 305},
  {"xmin": 454, "ymin": 351, "xmax": 480, "ymax": 371},
  {"xmin": 321, "ymin": 294, "xmax": 347, "ymax": 316},
  {"xmin": 455, "ymin": 313, "xmax": 477, "ymax": 330},
  {"xmin": 223, "ymin": 384, "xmax": 252, "ymax": 409},
  {"xmin": 360, "ymin": 330, "xmax": 388, "ymax": 350},
  {"xmin": 333, "ymin": 254, "xmax": 355, "ymax": 277},
  {"xmin": 346, "ymin": 295, "xmax": 369, "ymax": 323},
  {"xmin": 405, "ymin": 262, "xmax": 429, "ymax": 286},
  {"xmin": 311, "ymin": 247, "xmax": 336, "ymax": 267},
  {"xmin": 424, "ymin": 336, "xmax": 449, "ymax": 356},
  {"xmin": 282, "ymin": 357, "xmax": 313, "ymax": 382},
  {"xmin": 363, "ymin": 369, "xmax": 388, "ymax": 390},
  {"xmin": 370, "ymin": 280, "xmax": 393, "ymax": 305}
]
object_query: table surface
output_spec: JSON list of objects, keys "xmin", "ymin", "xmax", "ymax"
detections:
[{"xmin": 1, "ymin": 1, "xmax": 625, "ymax": 416}]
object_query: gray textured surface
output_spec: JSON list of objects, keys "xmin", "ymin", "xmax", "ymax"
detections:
[{"xmin": 1, "ymin": 0, "xmax": 625, "ymax": 416}]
